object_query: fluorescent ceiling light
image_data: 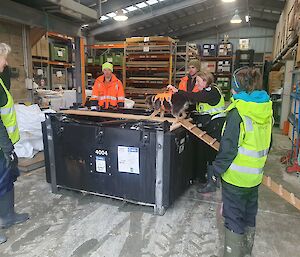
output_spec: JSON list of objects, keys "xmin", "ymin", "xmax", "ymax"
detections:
[
  {"xmin": 136, "ymin": 2, "xmax": 148, "ymax": 8},
  {"xmin": 245, "ymin": 15, "xmax": 250, "ymax": 23},
  {"xmin": 230, "ymin": 10, "xmax": 242, "ymax": 24},
  {"xmin": 113, "ymin": 10, "xmax": 128, "ymax": 21},
  {"xmin": 81, "ymin": 24, "xmax": 89, "ymax": 28},
  {"xmin": 100, "ymin": 16, "xmax": 109, "ymax": 21},
  {"xmin": 126, "ymin": 5, "xmax": 138, "ymax": 12},
  {"xmin": 146, "ymin": 0, "xmax": 158, "ymax": 5},
  {"xmin": 107, "ymin": 12, "xmax": 117, "ymax": 17},
  {"xmin": 222, "ymin": 0, "xmax": 236, "ymax": 2},
  {"xmin": 122, "ymin": 9, "xmax": 128, "ymax": 14}
]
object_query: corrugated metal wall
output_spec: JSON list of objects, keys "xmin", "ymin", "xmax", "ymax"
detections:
[{"xmin": 195, "ymin": 27, "xmax": 274, "ymax": 54}]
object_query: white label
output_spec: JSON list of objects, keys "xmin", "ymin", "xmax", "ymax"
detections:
[
  {"xmin": 56, "ymin": 71, "xmax": 62, "ymax": 77},
  {"xmin": 144, "ymin": 37, "xmax": 150, "ymax": 42},
  {"xmin": 179, "ymin": 144, "xmax": 185, "ymax": 154},
  {"xmin": 107, "ymin": 57, "xmax": 113, "ymax": 62},
  {"xmin": 57, "ymin": 50, "xmax": 63, "ymax": 57},
  {"xmin": 37, "ymin": 69, "xmax": 43, "ymax": 75},
  {"xmin": 143, "ymin": 46, "xmax": 150, "ymax": 52},
  {"xmin": 118, "ymin": 146, "xmax": 140, "ymax": 174},
  {"xmin": 96, "ymin": 156, "xmax": 106, "ymax": 173}
]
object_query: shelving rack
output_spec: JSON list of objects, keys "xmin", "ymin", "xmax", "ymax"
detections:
[
  {"xmin": 288, "ymin": 70, "xmax": 300, "ymax": 171},
  {"xmin": 124, "ymin": 36, "xmax": 176, "ymax": 103},
  {"xmin": 32, "ymin": 32, "xmax": 74, "ymax": 90},
  {"xmin": 85, "ymin": 42, "xmax": 125, "ymax": 89},
  {"xmin": 175, "ymin": 42, "xmax": 199, "ymax": 84}
]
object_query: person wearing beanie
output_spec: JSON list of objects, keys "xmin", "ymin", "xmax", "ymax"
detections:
[
  {"xmin": 212, "ymin": 67, "xmax": 273, "ymax": 256},
  {"xmin": 178, "ymin": 59, "xmax": 201, "ymax": 92},
  {"xmin": 90, "ymin": 62, "xmax": 125, "ymax": 110},
  {"xmin": 168, "ymin": 71, "xmax": 226, "ymax": 191}
]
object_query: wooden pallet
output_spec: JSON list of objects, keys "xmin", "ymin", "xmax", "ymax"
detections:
[{"xmin": 19, "ymin": 152, "xmax": 45, "ymax": 173}]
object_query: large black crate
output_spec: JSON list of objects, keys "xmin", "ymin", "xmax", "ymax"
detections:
[{"xmin": 42, "ymin": 112, "xmax": 194, "ymax": 215}]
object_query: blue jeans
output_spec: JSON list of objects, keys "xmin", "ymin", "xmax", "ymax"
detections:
[{"xmin": 0, "ymin": 151, "xmax": 19, "ymax": 197}]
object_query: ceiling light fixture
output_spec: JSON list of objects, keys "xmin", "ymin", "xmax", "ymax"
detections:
[
  {"xmin": 230, "ymin": 10, "xmax": 242, "ymax": 24},
  {"xmin": 222, "ymin": 0, "xmax": 236, "ymax": 3},
  {"xmin": 136, "ymin": 2, "xmax": 148, "ymax": 8},
  {"xmin": 113, "ymin": 10, "xmax": 128, "ymax": 21},
  {"xmin": 107, "ymin": 12, "xmax": 117, "ymax": 17},
  {"xmin": 146, "ymin": 0, "xmax": 158, "ymax": 5},
  {"xmin": 126, "ymin": 5, "xmax": 138, "ymax": 12},
  {"xmin": 100, "ymin": 16, "xmax": 109, "ymax": 21},
  {"xmin": 245, "ymin": 15, "xmax": 250, "ymax": 23}
]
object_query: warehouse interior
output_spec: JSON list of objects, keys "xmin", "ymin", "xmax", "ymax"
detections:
[{"xmin": 0, "ymin": 0, "xmax": 300, "ymax": 256}]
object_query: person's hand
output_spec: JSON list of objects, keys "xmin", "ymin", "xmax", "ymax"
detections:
[
  {"xmin": 4, "ymin": 151, "xmax": 18, "ymax": 169},
  {"xmin": 90, "ymin": 106, "xmax": 98, "ymax": 111},
  {"xmin": 167, "ymin": 85, "xmax": 178, "ymax": 93}
]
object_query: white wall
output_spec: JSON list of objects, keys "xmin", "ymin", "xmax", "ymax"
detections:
[{"xmin": 194, "ymin": 27, "xmax": 274, "ymax": 54}]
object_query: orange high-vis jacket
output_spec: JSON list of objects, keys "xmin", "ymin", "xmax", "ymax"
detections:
[
  {"xmin": 154, "ymin": 91, "xmax": 173, "ymax": 110},
  {"xmin": 178, "ymin": 76, "xmax": 199, "ymax": 92},
  {"xmin": 91, "ymin": 74, "xmax": 125, "ymax": 109}
]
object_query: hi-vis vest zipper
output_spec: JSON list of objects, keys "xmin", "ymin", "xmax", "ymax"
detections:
[
  {"xmin": 221, "ymin": 99, "xmax": 273, "ymax": 188},
  {"xmin": 0, "ymin": 78, "xmax": 20, "ymax": 145}
]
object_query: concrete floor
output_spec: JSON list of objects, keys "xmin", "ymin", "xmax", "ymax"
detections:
[{"xmin": 1, "ymin": 128, "xmax": 300, "ymax": 257}]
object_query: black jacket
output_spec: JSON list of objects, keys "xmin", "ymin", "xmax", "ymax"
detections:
[{"xmin": 212, "ymin": 108, "xmax": 242, "ymax": 176}]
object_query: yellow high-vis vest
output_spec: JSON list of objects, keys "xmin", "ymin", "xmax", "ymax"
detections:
[
  {"xmin": 196, "ymin": 85, "xmax": 226, "ymax": 120},
  {"xmin": 0, "ymin": 78, "xmax": 20, "ymax": 145},
  {"xmin": 221, "ymin": 99, "xmax": 273, "ymax": 188}
]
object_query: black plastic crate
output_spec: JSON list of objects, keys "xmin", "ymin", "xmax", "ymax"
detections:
[{"xmin": 42, "ymin": 112, "xmax": 194, "ymax": 215}]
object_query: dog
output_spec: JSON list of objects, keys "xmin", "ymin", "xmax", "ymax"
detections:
[{"xmin": 146, "ymin": 91, "xmax": 190, "ymax": 119}]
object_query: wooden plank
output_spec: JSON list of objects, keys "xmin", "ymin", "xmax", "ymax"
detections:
[
  {"xmin": 128, "ymin": 77, "xmax": 168, "ymax": 81},
  {"xmin": 19, "ymin": 152, "xmax": 45, "ymax": 173},
  {"xmin": 179, "ymin": 120, "xmax": 220, "ymax": 151},
  {"xmin": 62, "ymin": 110, "xmax": 176, "ymax": 123},
  {"xmin": 125, "ymin": 87, "xmax": 166, "ymax": 95}
]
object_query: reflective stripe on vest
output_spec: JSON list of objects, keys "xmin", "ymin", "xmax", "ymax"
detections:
[
  {"xmin": 196, "ymin": 86, "xmax": 225, "ymax": 117},
  {"xmin": 0, "ymin": 78, "xmax": 20, "ymax": 145},
  {"xmin": 238, "ymin": 146, "xmax": 269, "ymax": 158},
  {"xmin": 0, "ymin": 107, "xmax": 14, "ymax": 115},
  {"xmin": 228, "ymin": 163, "xmax": 263, "ymax": 175}
]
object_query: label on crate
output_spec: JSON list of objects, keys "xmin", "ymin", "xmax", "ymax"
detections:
[
  {"xmin": 95, "ymin": 156, "xmax": 106, "ymax": 173},
  {"xmin": 37, "ymin": 69, "xmax": 43, "ymax": 75},
  {"xmin": 143, "ymin": 46, "xmax": 150, "ymax": 52},
  {"xmin": 118, "ymin": 146, "xmax": 140, "ymax": 174},
  {"xmin": 144, "ymin": 37, "xmax": 150, "ymax": 42},
  {"xmin": 107, "ymin": 57, "xmax": 113, "ymax": 62},
  {"xmin": 56, "ymin": 71, "xmax": 62, "ymax": 77},
  {"xmin": 57, "ymin": 50, "xmax": 63, "ymax": 57}
]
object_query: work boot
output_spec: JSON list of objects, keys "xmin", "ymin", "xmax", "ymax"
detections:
[
  {"xmin": 244, "ymin": 226, "xmax": 255, "ymax": 256},
  {"xmin": 0, "ymin": 233, "xmax": 7, "ymax": 244},
  {"xmin": 0, "ymin": 188, "xmax": 29, "ymax": 229},
  {"xmin": 197, "ymin": 165, "xmax": 219, "ymax": 193},
  {"xmin": 223, "ymin": 228, "xmax": 244, "ymax": 257}
]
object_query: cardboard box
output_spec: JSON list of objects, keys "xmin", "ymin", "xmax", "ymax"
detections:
[
  {"xmin": 268, "ymin": 71, "xmax": 284, "ymax": 93},
  {"xmin": 201, "ymin": 61, "xmax": 216, "ymax": 73}
]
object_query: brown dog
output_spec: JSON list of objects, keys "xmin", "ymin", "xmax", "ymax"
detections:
[{"xmin": 146, "ymin": 92, "xmax": 189, "ymax": 119}]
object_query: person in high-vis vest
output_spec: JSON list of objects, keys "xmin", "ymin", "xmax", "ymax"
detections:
[
  {"xmin": 178, "ymin": 59, "xmax": 201, "ymax": 93},
  {"xmin": 168, "ymin": 71, "xmax": 226, "ymax": 192},
  {"xmin": 90, "ymin": 62, "xmax": 125, "ymax": 110},
  {"xmin": 212, "ymin": 67, "xmax": 273, "ymax": 257},
  {"xmin": 0, "ymin": 43, "xmax": 29, "ymax": 244}
]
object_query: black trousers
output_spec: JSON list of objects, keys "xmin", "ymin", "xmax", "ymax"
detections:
[
  {"xmin": 194, "ymin": 116, "xmax": 225, "ymax": 181},
  {"xmin": 222, "ymin": 180, "xmax": 259, "ymax": 234}
]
